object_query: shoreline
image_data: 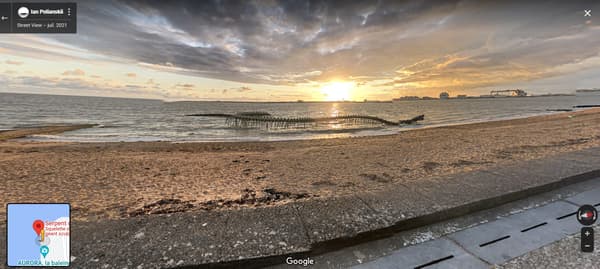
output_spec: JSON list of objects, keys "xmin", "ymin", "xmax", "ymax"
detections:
[
  {"xmin": 1, "ymin": 108, "xmax": 600, "ymax": 223},
  {"xmin": 4, "ymin": 109, "xmax": 581, "ymax": 144},
  {"xmin": 0, "ymin": 124, "xmax": 97, "ymax": 141},
  {"xmin": 0, "ymin": 90, "xmax": 587, "ymax": 103}
]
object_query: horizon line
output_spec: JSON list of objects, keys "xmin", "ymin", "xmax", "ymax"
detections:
[{"xmin": 0, "ymin": 90, "xmax": 585, "ymax": 103}]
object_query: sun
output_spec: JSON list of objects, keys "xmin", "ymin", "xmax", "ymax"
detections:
[{"xmin": 320, "ymin": 81, "xmax": 355, "ymax": 101}]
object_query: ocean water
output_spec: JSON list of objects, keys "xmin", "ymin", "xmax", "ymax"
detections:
[{"xmin": 1, "ymin": 92, "xmax": 599, "ymax": 142}]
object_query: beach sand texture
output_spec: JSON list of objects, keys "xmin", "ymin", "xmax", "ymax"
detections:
[{"xmin": 1, "ymin": 109, "xmax": 600, "ymax": 222}]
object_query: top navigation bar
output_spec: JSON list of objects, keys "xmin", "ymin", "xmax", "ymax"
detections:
[{"xmin": 0, "ymin": 2, "xmax": 77, "ymax": 33}]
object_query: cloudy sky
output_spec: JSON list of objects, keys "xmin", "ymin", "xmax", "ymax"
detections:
[{"xmin": 1, "ymin": 0, "xmax": 599, "ymax": 101}]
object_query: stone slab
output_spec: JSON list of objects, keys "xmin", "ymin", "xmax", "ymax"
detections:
[
  {"xmin": 402, "ymin": 173, "xmax": 492, "ymax": 211},
  {"xmin": 70, "ymin": 205, "xmax": 309, "ymax": 268},
  {"xmin": 456, "ymin": 170, "xmax": 539, "ymax": 196},
  {"xmin": 349, "ymin": 238, "xmax": 488, "ymax": 269},
  {"xmin": 494, "ymin": 156, "xmax": 598, "ymax": 186},
  {"xmin": 356, "ymin": 183, "xmax": 440, "ymax": 226},
  {"xmin": 293, "ymin": 195, "xmax": 388, "ymax": 244},
  {"xmin": 448, "ymin": 201, "xmax": 580, "ymax": 264},
  {"xmin": 71, "ymin": 210, "xmax": 231, "ymax": 268},
  {"xmin": 565, "ymin": 185, "xmax": 600, "ymax": 206},
  {"xmin": 496, "ymin": 224, "xmax": 600, "ymax": 269},
  {"xmin": 220, "ymin": 204, "xmax": 310, "ymax": 261}
]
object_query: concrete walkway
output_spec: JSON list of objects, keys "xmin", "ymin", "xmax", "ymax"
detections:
[
  {"xmin": 2, "ymin": 148, "xmax": 599, "ymax": 268},
  {"xmin": 347, "ymin": 180, "xmax": 600, "ymax": 268},
  {"xmin": 265, "ymin": 172, "xmax": 600, "ymax": 268},
  {"xmin": 496, "ymin": 223, "xmax": 599, "ymax": 269}
]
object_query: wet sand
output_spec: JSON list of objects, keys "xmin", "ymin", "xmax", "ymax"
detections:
[
  {"xmin": 1, "ymin": 109, "xmax": 600, "ymax": 222},
  {"xmin": 0, "ymin": 124, "xmax": 96, "ymax": 141}
]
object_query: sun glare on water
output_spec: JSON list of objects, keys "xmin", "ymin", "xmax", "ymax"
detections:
[{"xmin": 320, "ymin": 82, "xmax": 355, "ymax": 101}]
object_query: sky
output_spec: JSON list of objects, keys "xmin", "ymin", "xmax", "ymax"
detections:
[{"xmin": 0, "ymin": 0, "xmax": 599, "ymax": 101}]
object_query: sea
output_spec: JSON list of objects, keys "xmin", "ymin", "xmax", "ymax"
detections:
[{"xmin": 1, "ymin": 92, "xmax": 599, "ymax": 142}]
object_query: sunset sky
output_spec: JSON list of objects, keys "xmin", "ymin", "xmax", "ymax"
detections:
[{"xmin": 1, "ymin": 0, "xmax": 599, "ymax": 101}]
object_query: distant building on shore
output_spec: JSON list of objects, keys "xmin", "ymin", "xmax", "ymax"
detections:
[
  {"xmin": 392, "ymin": 96, "xmax": 420, "ymax": 101},
  {"xmin": 392, "ymin": 92, "xmax": 474, "ymax": 101},
  {"xmin": 491, "ymin": 89, "xmax": 527, "ymax": 97}
]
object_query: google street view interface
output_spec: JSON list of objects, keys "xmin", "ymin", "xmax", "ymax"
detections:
[{"xmin": 2, "ymin": 0, "xmax": 600, "ymax": 268}]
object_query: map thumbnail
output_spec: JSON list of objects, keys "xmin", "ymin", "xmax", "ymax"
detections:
[{"xmin": 7, "ymin": 204, "xmax": 70, "ymax": 267}]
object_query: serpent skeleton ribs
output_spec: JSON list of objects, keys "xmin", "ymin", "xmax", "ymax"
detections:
[{"xmin": 186, "ymin": 112, "xmax": 424, "ymax": 129}]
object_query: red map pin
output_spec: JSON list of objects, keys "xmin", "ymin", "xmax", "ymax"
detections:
[{"xmin": 33, "ymin": 220, "xmax": 44, "ymax": 236}]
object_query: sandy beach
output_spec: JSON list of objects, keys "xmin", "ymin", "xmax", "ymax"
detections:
[{"xmin": 1, "ymin": 109, "xmax": 600, "ymax": 223}]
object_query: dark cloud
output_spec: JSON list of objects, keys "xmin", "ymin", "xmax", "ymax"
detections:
[
  {"xmin": 11, "ymin": 0, "xmax": 600, "ymax": 93},
  {"xmin": 39, "ymin": 0, "xmax": 465, "ymax": 84}
]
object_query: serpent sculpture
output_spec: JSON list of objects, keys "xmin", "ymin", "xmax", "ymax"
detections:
[{"xmin": 186, "ymin": 112, "xmax": 424, "ymax": 129}]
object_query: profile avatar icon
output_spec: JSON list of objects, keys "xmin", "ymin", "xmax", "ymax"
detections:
[{"xmin": 18, "ymin": 7, "xmax": 29, "ymax": 18}]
